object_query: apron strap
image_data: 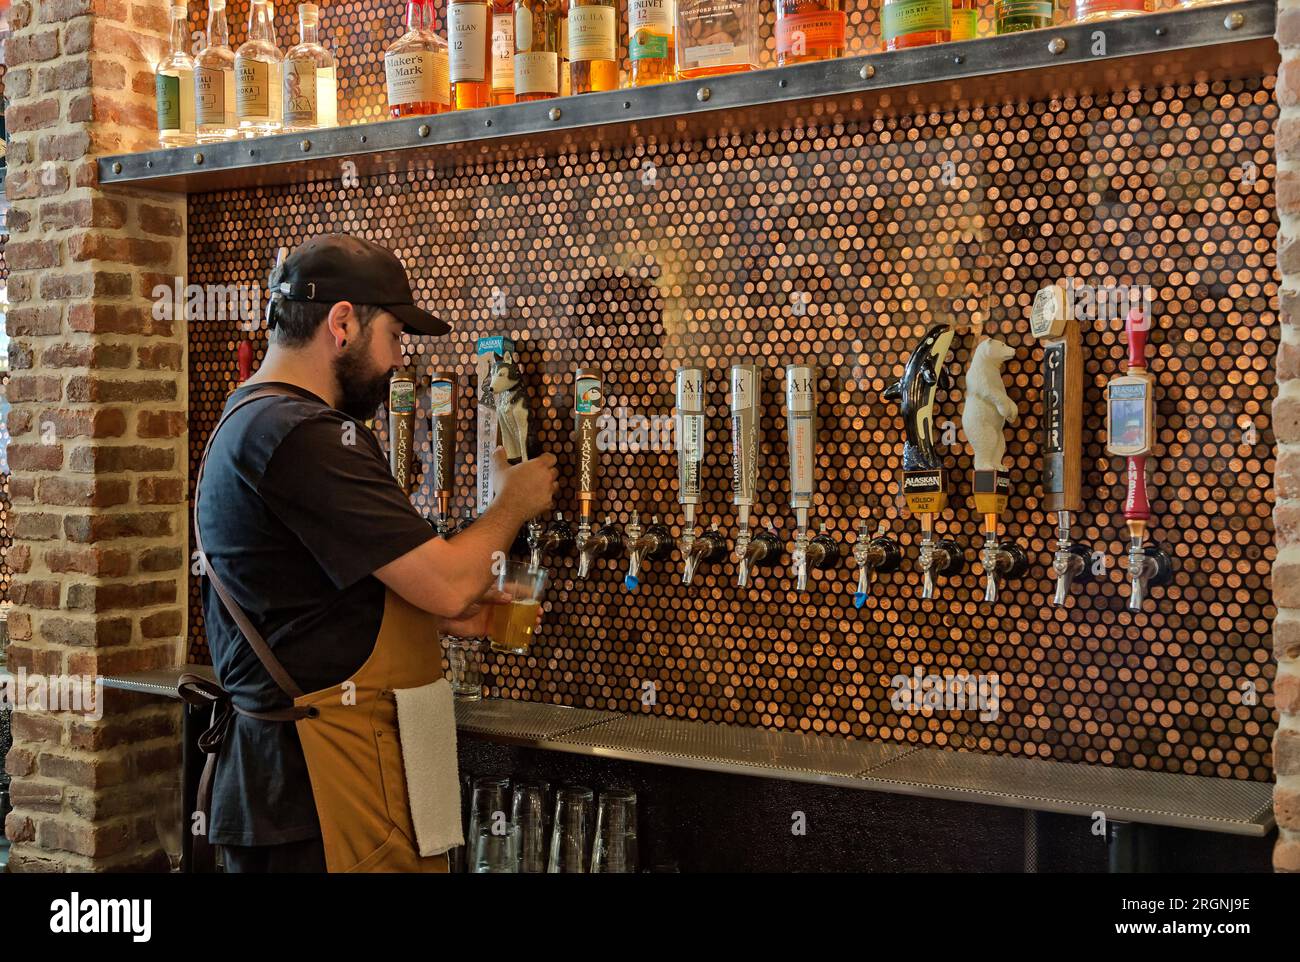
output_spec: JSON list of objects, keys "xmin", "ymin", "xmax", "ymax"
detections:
[{"xmin": 194, "ymin": 384, "xmax": 307, "ymax": 701}]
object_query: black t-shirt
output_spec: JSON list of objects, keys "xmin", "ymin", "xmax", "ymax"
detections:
[{"xmin": 196, "ymin": 382, "xmax": 436, "ymax": 846}]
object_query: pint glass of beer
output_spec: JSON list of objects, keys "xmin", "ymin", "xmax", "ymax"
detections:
[{"xmin": 489, "ymin": 561, "xmax": 549, "ymax": 654}]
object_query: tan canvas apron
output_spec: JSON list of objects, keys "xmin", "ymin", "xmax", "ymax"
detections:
[{"xmin": 180, "ymin": 385, "xmax": 449, "ymax": 873}]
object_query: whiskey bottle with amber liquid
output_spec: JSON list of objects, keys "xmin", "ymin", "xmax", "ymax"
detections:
[
  {"xmin": 492, "ymin": 0, "xmax": 517, "ymax": 105},
  {"xmin": 775, "ymin": 0, "xmax": 846, "ymax": 67},
  {"xmin": 385, "ymin": 0, "xmax": 450, "ymax": 118},
  {"xmin": 449, "ymin": 0, "xmax": 494, "ymax": 109},
  {"xmin": 1069, "ymin": 0, "xmax": 1149, "ymax": 22},
  {"xmin": 515, "ymin": 0, "xmax": 561, "ymax": 102},
  {"xmin": 675, "ymin": 0, "xmax": 758, "ymax": 78},
  {"xmin": 567, "ymin": 0, "xmax": 617, "ymax": 93},
  {"xmin": 881, "ymin": 0, "xmax": 952, "ymax": 50},
  {"xmin": 950, "ymin": 0, "xmax": 979, "ymax": 39},
  {"xmin": 628, "ymin": 0, "xmax": 676, "ymax": 86}
]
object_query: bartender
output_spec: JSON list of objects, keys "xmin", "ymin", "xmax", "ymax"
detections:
[{"xmin": 190, "ymin": 234, "xmax": 558, "ymax": 873}]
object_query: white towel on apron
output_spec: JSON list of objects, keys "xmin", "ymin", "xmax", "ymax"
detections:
[{"xmin": 393, "ymin": 678, "xmax": 464, "ymax": 857}]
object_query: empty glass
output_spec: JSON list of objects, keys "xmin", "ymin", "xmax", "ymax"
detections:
[
  {"xmin": 547, "ymin": 785, "xmax": 594, "ymax": 873},
  {"xmin": 443, "ymin": 635, "xmax": 484, "ymax": 700},
  {"xmin": 591, "ymin": 788, "xmax": 638, "ymax": 873},
  {"xmin": 468, "ymin": 776, "xmax": 519, "ymax": 873},
  {"xmin": 511, "ymin": 780, "xmax": 550, "ymax": 873}
]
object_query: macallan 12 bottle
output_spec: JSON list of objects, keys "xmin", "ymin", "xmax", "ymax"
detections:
[
  {"xmin": 283, "ymin": 3, "xmax": 338, "ymax": 131},
  {"xmin": 775, "ymin": 0, "xmax": 846, "ymax": 67},
  {"xmin": 628, "ymin": 0, "xmax": 675, "ymax": 86},
  {"xmin": 386, "ymin": 0, "xmax": 450, "ymax": 118},
  {"xmin": 449, "ymin": 0, "xmax": 494, "ymax": 110},
  {"xmin": 881, "ymin": 0, "xmax": 952, "ymax": 50},
  {"xmin": 195, "ymin": 0, "xmax": 236, "ymax": 144},
  {"xmin": 567, "ymin": 0, "xmax": 617, "ymax": 93},
  {"xmin": 492, "ymin": 0, "xmax": 516, "ymax": 105},
  {"xmin": 515, "ymin": 0, "xmax": 560, "ymax": 102},
  {"xmin": 156, "ymin": 4, "xmax": 196, "ymax": 147},
  {"xmin": 675, "ymin": 0, "xmax": 757, "ymax": 79}
]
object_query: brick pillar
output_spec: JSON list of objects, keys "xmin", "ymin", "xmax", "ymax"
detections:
[
  {"xmin": 2, "ymin": 1, "xmax": 189, "ymax": 870},
  {"xmin": 1278, "ymin": 0, "xmax": 1300, "ymax": 873}
]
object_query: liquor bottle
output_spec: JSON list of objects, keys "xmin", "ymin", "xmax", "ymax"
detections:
[
  {"xmin": 567, "ymin": 0, "xmax": 617, "ymax": 94},
  {"xmin": 881, "ymin": 0, "xmax": 951, "ymax": 51},
  {"xmin": 951, "ymin": 0, "xmax": 979, "ymax": 39},
  {"xmin": 558, "ymin": 5, "xmax": 571, "ymax": 95},
  {"xmin": 995, "ymin": 0, "xmax": 1053, "ymax": 32},
  {"xmin": 675, "ymin": 0, "xmax": 758, "ymax": 79},
  {"xmin": 235, "ymin": 0, "xmax": 283, "ymax": 136},
  {"xmin": 283, "ymin": 3, "xmax": 338, "ymax": 131},
  {"xmin": 386, "ymin": 0, "xmax": 450, "ymax": 118},
  {"xmin": 515, "ymin": 0, "xmax": 561, "ymax": 102},
  {"xmin": 628, "ymin": 0, "xmax": 675, "ymax": 86},
  {"xmin": 775, "ymin": 0, "xmax": 846, "ymax": 68},
  {"xmin": 156, "ymin": 4, "xmax": 196, "ymax": 148},
  {"xmin": 1069, "ymin": 0, "xmax": 1149, "ymax": 22},
  {"xmin": 492, "ymin": 0, "xmax": 516, "ymax": 105},
  {"xmin": 195, "ymin": 0, "xmax": 237, "ymax": 144},
  {"xmin": 449, "ymin": 0, "xmax": 493, "ymax": 110}
]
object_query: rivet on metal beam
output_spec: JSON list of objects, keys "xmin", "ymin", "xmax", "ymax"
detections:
[
  {"xmin": 860, "ymin": 63, "xmax": 875, "ymax": 80},
  {"xmin": 1048, "ymin": 37, "xmax": 1066, "ymax": 55},
  {"xmin": 953, "ymin": 55, "xmax": 964, "ymax": 64},
  {"xmin": 779, "ymin": 78, "xmax": 788, "ymax": 88},
  {"xmin": 300, "ymin": 139, "xmax": 312, "ymax": 151},
  {"xmin": 145, "ymin": 160, "xmax": 153, "ymax": 169},
  {"xmin": 696, "ymin": 86, "xmax": 711, "ymax": 102},
  {"xmin": 360, "ymin": 135, "xmax": 368, "ymax": 144},
  {"xmin": 418, "ymin": 124, "xmax": 431, "ymax": 137},
  {"xmin": 1154, "ymin": 26, "xmax": 1165, "ymax": 36},
  {"xmin": 485, "ymin": 119, "xmax": 492, "ymax": 127},
  {"xmin": 111, "ymin": 162, "xmax": 122, "ymax": 175},
  {"xmin": 193, "ymin": 152, "xmax": 205, "ymax": 165},
  {"xmin": 1224, "ymin": 11, "xmax": 1244, "ymax": 30},
  {"xmin": 549, "ymin": 107, "xmax": 562, "ymax": 121},
  {"xmin": 623, "ymin": 101, "xmax": 631, "ymax": 109}
]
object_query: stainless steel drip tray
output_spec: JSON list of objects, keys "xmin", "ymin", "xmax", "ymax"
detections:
[
  {"xmin": 861, "ymin": 750, "xmax": 1276, "ymax": 836},
  {"xmin": 458, "ymin": 699, "xmax": 1275, "ymax": 836}
]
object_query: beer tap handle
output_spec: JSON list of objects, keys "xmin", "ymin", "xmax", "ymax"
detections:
[
  {"xmin": 963, "ymin": 337, "xmax": 1019, "ymax": 604},
  {"xmin": 785, "ymin": 365, "xmax": 817, "ymax": 592},
  {"xmin": 731, "ymin": 365, "xmax": 761, "ymax": 587},
  {"xmin": 675, "ymin": 365, "xmax": 706, "ymax": 548},
  {"xmin": 388, "ymin": 371, "xmax": 416, "ymax": 494},
  {"xmin": 575, "ymin": 368, "xmax": 603, "ymax": 577},
  {"xmin": 429, "ymin": 371, "xmax": 459, "ymax": 535}
]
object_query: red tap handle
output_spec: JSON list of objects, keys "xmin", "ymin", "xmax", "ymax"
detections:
[
  {"xmin": 1126, "ymin": 307, "xmax": 1147, "ymax": 371},
  {"xmin": 1125, "ymin": 455, "xmax": 1150, "ymax": 522},
  {"xmin": 237, "ymin": 341, "xmax": 253, "ymax": 384}
]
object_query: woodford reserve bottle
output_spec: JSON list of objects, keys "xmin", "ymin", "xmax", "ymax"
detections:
[
  {"xmin": 514, "ymin": 0, "xmax": 561, "ymax": 102},
  {"xmin": 234, "ymin": 0, "xmax": 283, "ymax": 136},
  {"xmin": 449, "ymin": 0, "xmax": 494, "ymax": 110},
  {"xmin": 156, "ymin": 3, "xmax": 196, "ymax": 147},
  {"xmin": 881, "ymin": 0, "xmax": 952, "ymax": 50},
  {"xmin": 675, "ymin": 0, "xmax": 758, "ymax": 79},
  {"xmin": 492, "ymin": 0, "xmax": 517, "ymax": 105},
  {"xmin": 628, "ymin": 0, "xmax": 675, "ymax": 86},
  {"xmin": 567, "ymin": 0, "xmax": 617, "ymax": 93},
  {"xmin": 283, "ymin": 3, "xmax": 338, "ymax": 131},
  {"xmin": 195, "ymin": 0, "xmax": 236, "ymax": 144},
  {"xmin": 385, "ymin": 0, "xmax": 450, "ymax": 117}
]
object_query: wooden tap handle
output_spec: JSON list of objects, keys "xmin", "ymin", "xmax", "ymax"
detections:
[
  {"xmin": 1125, "ymin": 454, "xmax": 1151, "ymax": 522},
  {"xmin": 1126, "ymin": 307, "xmax": 1148, "ymax": 371}
]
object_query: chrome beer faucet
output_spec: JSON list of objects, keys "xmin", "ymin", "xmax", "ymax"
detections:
[
  {"xmin": 851, "ymin": 520, "xmax": 901, "ymax": 609},
  {"xmin": 527, "ymin": 512, "xmax": 574, "ymax": 572},
  {"xmin": 578, "ymin": 516, "xmax": 623, "ymax": 577},
  {"xmin": 737, "ymin": 522, "xmax": 782, "ymax": 586},
  {"xmin": 682, "ymin": 523, "xmax": 727, "ymax": 586},
  {"xmin": 623, "ymin": 512, "xmax": 674, "ymax": 591},
  {"xmin": 674, "ymin": 367, "xmax": 725, "ymax": 585}
]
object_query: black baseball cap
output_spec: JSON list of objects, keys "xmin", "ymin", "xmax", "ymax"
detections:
[{"xmin": 270, "ymin": 234, "xmax": 450, "ymax": 336}]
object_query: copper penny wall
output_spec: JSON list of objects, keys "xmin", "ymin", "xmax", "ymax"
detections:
[{"xmin": 186, "ymin": 65, "xmax": 1278, "ymax": 780}]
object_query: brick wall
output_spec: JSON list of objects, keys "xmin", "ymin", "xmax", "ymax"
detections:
[{"xmin": 2, "ymin": 0, "xmax": 188, "ymax": 871}]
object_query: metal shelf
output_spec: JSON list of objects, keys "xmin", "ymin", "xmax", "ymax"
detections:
[{"xmin": 98, "ymin": 1, "xmax": 1277, "ymax": 194}]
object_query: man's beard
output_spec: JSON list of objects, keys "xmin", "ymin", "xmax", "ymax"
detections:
[{"xmin": 333, "ymin": 338, "xmax": 393, "ymax": 420}]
